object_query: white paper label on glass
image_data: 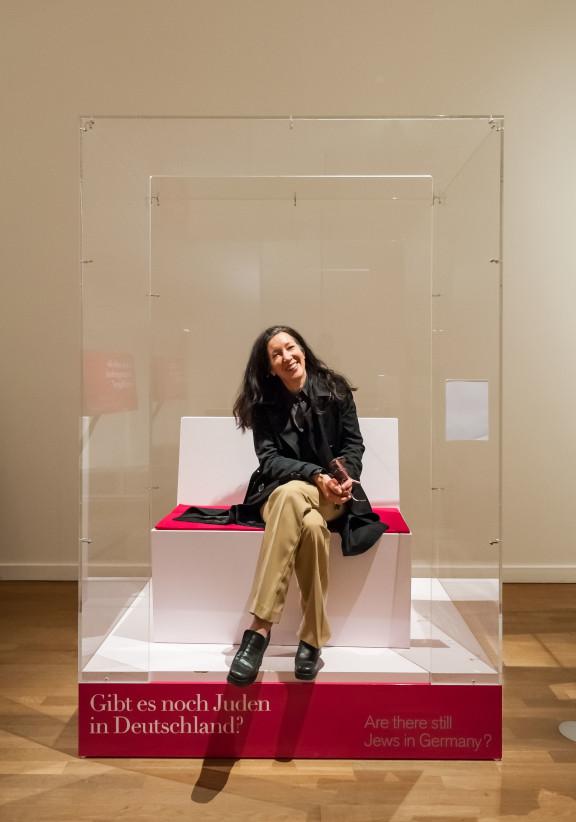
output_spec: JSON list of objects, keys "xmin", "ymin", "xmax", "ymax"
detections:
[{"xmin": 445, "ymin": 380, "xmax": 489, "ymax": 441}]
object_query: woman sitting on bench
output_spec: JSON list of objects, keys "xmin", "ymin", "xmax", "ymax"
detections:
[{"xmin": 227, "ymin": 325, "xmax": 386, "ymax": 686}]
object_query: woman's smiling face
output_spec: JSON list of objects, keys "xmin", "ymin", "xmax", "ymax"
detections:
[{"xmin": 267, "ymin": 331, "xmax": 307, "ymax": 392}]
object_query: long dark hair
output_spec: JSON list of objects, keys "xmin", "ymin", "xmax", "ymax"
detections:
[{"xmin": 233, "ymin": 325, "xmax": 355, "ymax": 430}]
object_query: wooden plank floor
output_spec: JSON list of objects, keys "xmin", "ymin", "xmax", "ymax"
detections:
[{"xmin": 1, "ymin": 581, "xmax": 576, "ymax": 821}]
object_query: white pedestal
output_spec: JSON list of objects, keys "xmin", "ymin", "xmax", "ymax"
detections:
[{"xmin": 151, "ymin": 529, "xmax": 411, "ymax": 647}]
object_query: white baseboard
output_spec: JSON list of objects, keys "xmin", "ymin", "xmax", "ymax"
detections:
[
  {"xmin": 0, "ymin": 563, "xmax": 78, "ymax": 581},
  {"xmin": 0, "ymin": 563, "xmax": 150, "ymax": 581},
  {"xmin": 410, "ymin": 562, "xmax": 576, "ymax": 583},
  {"xmin": 412, "ymin": 562, "xmax": 497, "ymax": 577},
  {"xmin": 502, "ymin": 565, "xmax": 576, "ymax": 583},
  {"xmin": 2, "ymin": 562, "xmax": 576, "ymax": 583}
]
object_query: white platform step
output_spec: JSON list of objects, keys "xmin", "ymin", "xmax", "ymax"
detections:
[{"xmin": 81, "ymin": 578, "xmax": 499, "ymax": 684}]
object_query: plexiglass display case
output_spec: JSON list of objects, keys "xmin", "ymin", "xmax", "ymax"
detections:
[{"xmin": 79, "ymin": 117, "xmax": 503, "ymax": 758}]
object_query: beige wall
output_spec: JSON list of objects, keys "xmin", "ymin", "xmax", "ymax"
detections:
[{"xmin": 1, "ymin": 0, "xmax": 575, "ymax": 581}]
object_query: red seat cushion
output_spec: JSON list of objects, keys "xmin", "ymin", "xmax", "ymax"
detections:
[{"xmin": 155, "ymin": 504, "xmax": 410, "ymax": 534}]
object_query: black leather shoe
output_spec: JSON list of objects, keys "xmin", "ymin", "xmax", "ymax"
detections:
[
  {"xmin": 227, "ymin": 629, "xmax": 270, "ymax": 687},
  {"xmin": 294, "ymin": 640, "xmax": 321, "ymax": 681}
]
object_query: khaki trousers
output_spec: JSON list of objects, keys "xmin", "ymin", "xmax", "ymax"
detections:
[{"xmin": 248, "ymin": 480, "xmax": 343, "ymax": 648}]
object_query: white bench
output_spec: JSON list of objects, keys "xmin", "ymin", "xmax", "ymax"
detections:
[{"xmin": 151, "ymin": 417, "xmax": 411, "ymax": 648}]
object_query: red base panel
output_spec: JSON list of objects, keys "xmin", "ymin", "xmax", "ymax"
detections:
[{"xmin": 79, "ymin": 681, "xmax": 501, "ymax": 759}]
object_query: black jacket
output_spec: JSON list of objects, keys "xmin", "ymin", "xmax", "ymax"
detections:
[{"xmin": 243, "ymin": 374, "xmax": 387, "ymax": 556}]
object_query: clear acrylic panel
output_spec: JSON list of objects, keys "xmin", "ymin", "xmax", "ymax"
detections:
[
  {"xmin": 80, "ymin": 116, "xmax": 502, "ymax": 686},
  {"xmin": 430, "ymin": 123, "xmax": 503, "ymax": 683},
  {"xmin": 149, "ymin": 174, "xmax": 433, "ymax": 518},
  {"xmin": 79, "ymin": 121, "xmax": 151, "ymax": 680}
]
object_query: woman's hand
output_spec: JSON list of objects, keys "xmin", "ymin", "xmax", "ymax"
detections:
[
  {"xmin": 314, "ymin": 473, "xmax": 351, "ymax": 504},
  {"xmin": 339, "ymin": 477, "xmax": 354, "ymax": 498}
]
